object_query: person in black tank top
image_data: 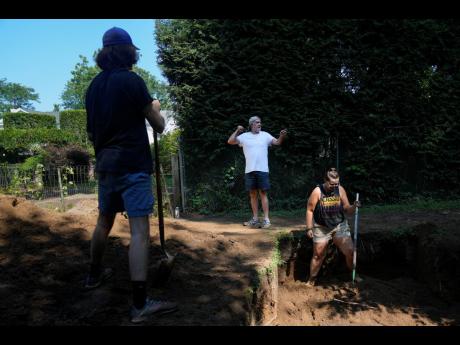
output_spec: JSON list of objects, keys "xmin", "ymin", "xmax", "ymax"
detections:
[
  {"xmin": 304, "ymin": 168, "xmax": 361, "ymax": 286},
  {"xmin": 313, "ymin": 183, "xmax": 345, "ymax": 229}
]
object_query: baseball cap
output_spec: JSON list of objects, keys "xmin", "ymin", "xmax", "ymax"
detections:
[{"xmin": 102, "ymin": 27, "xmax": 140, "ymax": 50}]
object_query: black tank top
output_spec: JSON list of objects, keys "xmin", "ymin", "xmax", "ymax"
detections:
[{"xmin": 313, "ymin": 183, "xmax": 345, "ymax": 228}]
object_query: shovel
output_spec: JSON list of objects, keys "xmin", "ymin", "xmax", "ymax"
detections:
[
  {"xmin": 151, "ymin": 129, "xmax": 176, "ymax": 287},
  {"xmin": 352, "ymin": 193, "xmax": 359, "ymax": 285}
]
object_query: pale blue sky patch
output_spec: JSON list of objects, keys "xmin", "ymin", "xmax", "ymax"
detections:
[{"xmin": 0, "ymin": 19, "xmax": 166, "ymax": 112}]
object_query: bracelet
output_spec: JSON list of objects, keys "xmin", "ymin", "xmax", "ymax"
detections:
[{"xmin": 306, "ymin": 227, "xmax": 313, "ymax": 231}]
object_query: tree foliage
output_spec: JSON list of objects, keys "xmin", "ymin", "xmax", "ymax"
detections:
[
  {"xmin": 3, "ymin": 112, "xmax": 56, "ymax": 129},
  {"xmin": 151, "ymin": 128, "xmax": 182, "ymax": 173},
  {"xmin": 0, "ymin": 128, "xmax": 78, "ymax": 163},
  {"xmin": 156, "ymin": 19, "xmax": 460, "ymax": 210},
  {"xmin": 60, "ymin": 55, "xmax": 173, "ymax": 110},
  {"xmin": 61, "ymin": 55, "xmax": 99, "ymax": 110},
  {"xmin": 0, "ymin": 78, "xmax": 40, "ymax": 115},
  {"xmin": 132, "ymin": 66, "xmax": 173, "ymax": 109},
  {"xmin": 60, "ymin": 109, "xmax": 89, "ymax": 147}
]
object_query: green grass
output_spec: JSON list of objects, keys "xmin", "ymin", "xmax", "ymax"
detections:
[
  {"xmin": 209, "ymin": 197, "xmax": 460, "ymax": 219},
  {"xmin": 361, "ymin": 198, "xmax": 460, "ymax": 214},
  {"xmin": 210, "ymin": 208, "xmax": 305, "ymax": 219},
  {"xmin": 256, "ymin": 231, "xmax": 294, "ymax": 283}
]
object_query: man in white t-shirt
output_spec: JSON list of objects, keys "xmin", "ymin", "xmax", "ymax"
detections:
[{"xmin": 227, "ymin": 116, "xmax": 287, "ymax": 228}]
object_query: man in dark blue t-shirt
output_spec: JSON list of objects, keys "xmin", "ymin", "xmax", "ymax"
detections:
[{"xmin": 84, "ymin": 27, "xmax": 177, "ymax": 323}]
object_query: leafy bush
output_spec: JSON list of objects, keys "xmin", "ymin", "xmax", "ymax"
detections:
[
  {"xmin": 20, "ymin": 155, "xmax": 44, "ymax": 172},
  {"xmin": 59, "ymin": 109, "xmax": 88, "ymax": 146},
  {"xmin": 188, "ymin": 182, "xmax": 246, "ymax": 214},
  {"xmin": 0, "ymin": 128, "xmax": 78, "ymax": 163},
  {"xmin": 41, "ymin": 144, "xmax": 90, "ymax": 168},
  {"xmin": 5, "ymin": 162, "xmax": 45, "ymax": 199},
  {"xmin": 41, "ymin": 144, "xmax": 91, "ymax": 186},
  {"xmin": 3, "ymin": 112, "xmax": 56, "ymax": 129},
  {"xmin": 151, "ymin": 128, "xmax": 182, "ymax": 174}
]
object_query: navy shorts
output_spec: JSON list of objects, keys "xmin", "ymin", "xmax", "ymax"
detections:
[
  {"xmin": 245, "ymin": 171, "xmax": 270, "ymax": 191},
  {"xmin": 98, "ymin": 172, "xmax": 154, "ymax": 217}
]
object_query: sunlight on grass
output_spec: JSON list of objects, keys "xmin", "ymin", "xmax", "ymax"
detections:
[{"xmin": 212, "ymin": 198, "xmax": 460, "ymax": 218}]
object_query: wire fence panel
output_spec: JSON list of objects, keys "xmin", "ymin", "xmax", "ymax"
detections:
[
  {"xmin": 0, "ymin": 164, "xmax": 176, "ymax": 205},
  {"xmin": 0, "ymin": 165, "xmax": 98, "ymax": 200}
]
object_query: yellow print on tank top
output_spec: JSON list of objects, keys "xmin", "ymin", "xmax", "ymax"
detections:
[{"xmin": 321, "ymin": 195, "xmax": 340, "ymax": 207}]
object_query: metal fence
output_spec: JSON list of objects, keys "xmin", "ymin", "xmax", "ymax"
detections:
[
  {"xmin": 0, "ymin": 164, "xmax": 98, "ymax": 200},
  {"xmin": 0, "ymin": 164, "xmax": 176, "ymax": 211}
]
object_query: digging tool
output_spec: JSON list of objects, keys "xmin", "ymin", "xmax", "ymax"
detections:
[
  {"xmin": 352, "ymin": 193, "xmax": 360, "ymax": 285},
  {"xmin": 151, "ymin": 128, "xmax": 176, "ymax": 287}
]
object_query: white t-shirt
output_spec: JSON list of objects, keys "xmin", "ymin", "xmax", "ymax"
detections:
[{"xmin": 237, "ymin": 131, "xmax": 275, "ymax": 173}]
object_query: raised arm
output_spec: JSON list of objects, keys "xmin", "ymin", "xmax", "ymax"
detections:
[
  {"xmin": 143, "ymin": 99, "xmax": 165, "ymax": 134},
  {"xmin": 228, "ymin": 125, "xmax": 245, "ymax": 145},
  {"xmin": 272, "ymin": 129, "xmax": 287, "ymax": 146}
]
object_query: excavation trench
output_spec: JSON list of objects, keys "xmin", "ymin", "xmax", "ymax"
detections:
[{"xmin": 248, "ymin": 223, "xmax": 460, "ymax": 326}]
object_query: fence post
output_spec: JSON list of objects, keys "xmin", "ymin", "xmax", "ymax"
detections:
[
  {"xmin": 160, "ymin": 163, "xmax": 174, "ymax": 217},
  {"xmin": 57, "ymin": 167, "xmax": 65, "ymax": 212},
  {"xmin": 171, "ymin": 154, "xmax": 181, "ymax": 211},
  {"xmin": 178, "ymin": 140, "xmax": 186, "ymax": 213}
]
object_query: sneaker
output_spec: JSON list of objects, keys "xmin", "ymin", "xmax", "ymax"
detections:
[
  {"xmin": 84, "ymin": 268, "xmax": 113, "ymax": 290},
  {"xmin": 243, "ymin": 218, "xmax": 260, "ymax": 228},
  {"xmin": 130, "ymin": 298, "xmax": 178, "ymax": 323},
  {"xmin": 261, "ymin": 219, "xmax": 271, "ymax": 229}
]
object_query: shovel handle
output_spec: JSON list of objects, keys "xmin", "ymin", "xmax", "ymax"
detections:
[
  {"xmin": 153, "ymin": 129, "xmax": 166, "ymax": 251},
  {"xmin": 352, "ymin": 193, "xmax": 359, "ymax": 283}
]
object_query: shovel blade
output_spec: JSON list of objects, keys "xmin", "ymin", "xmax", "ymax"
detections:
[{"xmin": 151, "ymin": 253, "xmax": 176, "ymax": 287}]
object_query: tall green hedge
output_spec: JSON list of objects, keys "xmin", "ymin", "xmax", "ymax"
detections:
[
  {"xmin": 0, "ymin": 128, "xmax": 78, "ymax": 163},
  {"xmin": 3, "ymin": 112, "xmax": 56, "ymax": 129},
  {"xmin": 156, "ymin": 19, "xmax": 460, "ymax": 210},
  {"xmin": 59, "ymin": 109, "xmax": 88, "ymax": 146}
]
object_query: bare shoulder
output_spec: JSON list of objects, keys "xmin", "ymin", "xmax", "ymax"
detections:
[
  {"xmin": 309, "ymin": 187, "xmax": 321, "ymax": 200},
  {"xmin": 339, "ymin": 185, "xmax": 351, "ymax": 204}
]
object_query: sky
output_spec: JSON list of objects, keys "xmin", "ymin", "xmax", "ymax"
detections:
[{"xmin": 0, "ymin": 19, "xmax": 166, "ymax": 112}]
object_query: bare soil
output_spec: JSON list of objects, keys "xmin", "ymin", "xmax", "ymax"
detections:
[
  {"xmin": 0, "ymin": 194, "xmax": 278, "ymax": 325},
  {"xmin": 274, "ymin": 276, "xmax": 460, "ymax": 326},
  {"xmin": 1, "ymin": 193, "xmax": 460, "ymax": 325}
]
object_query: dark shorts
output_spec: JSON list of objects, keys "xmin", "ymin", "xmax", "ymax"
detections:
[
  {"xmin": 245, "ymin": 171, "xmax": 270, "ymax": 191},
  {"xmin": 98, "ymin": 172, "xmax": 154, "ymax": 217}
]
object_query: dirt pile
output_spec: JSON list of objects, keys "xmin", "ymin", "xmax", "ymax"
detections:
[{"xmin": 0, "ymin": 194, "xmax": 278, "ymax": 325}]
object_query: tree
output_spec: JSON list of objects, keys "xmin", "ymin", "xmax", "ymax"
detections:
[
  {"xmin": 133, "ymin": 66, "xmax": 173, "ymax": 109},
  {"xmin": 156, "ymin": 19, "xmax": 460, "ymax": 209},
  {"xmin": 61, "ymin": 55, "xmax": 99, "ymax": 110},
  {"xmin": 0, "ymin": 78, "xmax": 40, "ymax": 115},
  {"xmin": 61, "ymin": 55, "xmax": 173, "ymax": 110}
]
